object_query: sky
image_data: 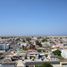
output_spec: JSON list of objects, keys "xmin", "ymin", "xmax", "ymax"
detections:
[{"xmin": 0, "ymin": 0, "xmax": 67, "ymax": 36}]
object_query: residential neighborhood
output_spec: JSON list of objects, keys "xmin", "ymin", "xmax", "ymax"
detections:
[{"xmin": 0, "ymin": 36, "xmax": 67, "ymax": 67}]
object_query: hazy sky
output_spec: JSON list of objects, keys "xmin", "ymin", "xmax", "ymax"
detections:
[{"xmin": 0, "ymin": 0, "xmax": 67, "ymax": 36}]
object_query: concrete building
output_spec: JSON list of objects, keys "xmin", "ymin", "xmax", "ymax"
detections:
[
  {"xmin": 61, "ymin": 49, "xmax": 67, "ymax": 59},
  {"xmin": 0, "ymin": 43, "xmax": 10, "ymax": 52}
]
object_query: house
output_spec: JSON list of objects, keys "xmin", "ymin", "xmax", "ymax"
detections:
[
  {"xmin": 60, "ymin": 62, "xmax": 67, "ymax": 67},
  {"xmin": 62, "ymin": 44, "xmax": 67, "ymax": 49},
  {"xmin": 17, "ymin": 42, "xmax": 28, "ymax": 48},
  {"xmin": 51, "ymin": 44, "xmax": 63, "ymax": 49},
  {"xmin": 26, "ymin": 49, "xmax": 38, "ymax": 59}
]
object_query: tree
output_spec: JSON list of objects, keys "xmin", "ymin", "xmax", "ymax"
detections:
[
  {"xmin": 35, "ymin": 62, "xmax": 53, "ymax": 67},
  {"xmin": 36, "ymin": 40, "xmax": 42, "ymax": 47},
  {"xmin": 42, "ymin": 38, "xmax": 48, "ymax": 42},
  {"xmin": 42, "ymin": 37, "xmax": 49, "ymax": 42},
  {"xmin": 42, "ymin": 62, "xmax": 53, "ymax": 67},
  {"xmin": 26, "ymin": 37, "xmax": 31, "ymax": 42},
  {"xmin": 45, "ymin": 54, "xmax": 48, "ymax": 58},
  {"xmin": 52, "ymin": 49, "xmax": 61, "ymax": 57},
  {"xmin": 37, "ymin": 49, "xmax": 42, "ymax": 52}
]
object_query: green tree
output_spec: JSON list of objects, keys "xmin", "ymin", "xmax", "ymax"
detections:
[
  {"xmin": 42, "ymin": 38, "xmax": 48, "ymax": 42},
  {"xmin": 52, "ymin": 49, "xmax": 61, "ymax": 57},
  {"xmin": 35, "ymin": 62, "xmax": 53, "ymax": 67},
  {"xmin": 36, "ymin": 40, "xmax": 42, "ymax": 47},
  {"xmin": 37, "ymin": 49, "xmax": 42, "ymax": 52}
]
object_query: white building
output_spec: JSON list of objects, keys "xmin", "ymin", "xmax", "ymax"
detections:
[
  {"xmin": 61, "ymin": 49, "xmax": 67, "ymax": 59},
  {"xmin": 0, "ymin": 43, "xmax": 10, "ymax": 51}
]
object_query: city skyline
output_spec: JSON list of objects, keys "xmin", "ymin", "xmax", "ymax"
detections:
[{"xmin": 0, "ymin": 0, "xmax": 67, "ymax": 36}]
